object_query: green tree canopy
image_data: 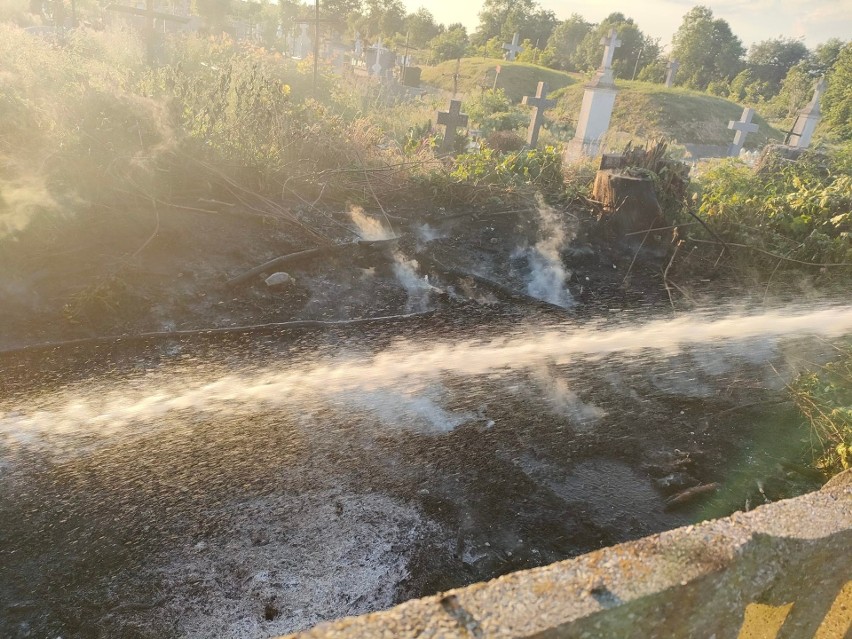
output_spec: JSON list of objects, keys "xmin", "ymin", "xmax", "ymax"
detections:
[
  {"xmin": 745, "ymin": 37, "xmax": 810, "ymax": 98},
  {"xmin": 544, "ymin": 14, "xmax": 591, "ymax": 71},
  {"xmin": 574, "ymin": 13, "xmax": 659, "ymax": 80},
  {"xmin": 670, "ymin": 5, "xmax": 745, "ymax": 90},
  {"xmin": 428, "ymin": 23, "xmax": 468, "ymax": 64},
  {"xmin": 822, "ymin": 43, "xmax": 852, "ymax": 141},
  {"xmin": 402, "ymin": 7, "xmax": 441, "ymax": 48},
  {"xmin": 472, "ymin": 0, "xmax": 557, "ymax": 50}
]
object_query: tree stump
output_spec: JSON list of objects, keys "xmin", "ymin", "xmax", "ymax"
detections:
[{"xmin": 593, "ymin": 170, "xmax": 665, "ymax": 241}]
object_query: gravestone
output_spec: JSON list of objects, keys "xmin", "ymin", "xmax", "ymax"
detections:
[
  {"xmin": 368, "ymin": 39, "xmax": 394, "ymax": 79},
  {"xmin": 354, "ymin": 31, "xmax": 363, "ymax": 58},
  {"xmin": 522, "ymin": 82, "xmax": 556, "ymax": 147},
  {"xmin": 502, "ymin": 33, "xmax": 522, "ymax": 61},
  {"xmin": 294, "ymin": 22, "xmax": 312, "ymax": 59},
  {"xmin": 437, "ymin": 100, "xmax": 469, "ymax": 155},
  {"xmin": 665, "ymin": 59, "xmax": 679, "ymax": 88},
  {"xmin": 787, "ymin": 76, "xmax": 826, "ymax": 150},
  {"xmin": 727, "ymin": 107, "xmax": 759, "ymax": 157},
  {"xmin": 106, "ymin": 0, "xmax": 189, "ymax": 61},
  {"xmin": 564, "ymin": 28, "xmax": 621, "ymax": 160}
]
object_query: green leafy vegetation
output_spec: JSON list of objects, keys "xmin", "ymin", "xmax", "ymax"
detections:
[
  {"xmin": 695, "ymin": 146, "xmax": 852, "ymax": 269},
  {"xmin": 792, "ymin": 345, "xmax": 852, "ymax": 476}
]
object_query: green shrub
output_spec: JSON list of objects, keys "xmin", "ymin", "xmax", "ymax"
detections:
[
  {"xmin": 695, "ymin": 147, "xmax": 852, "ymax": 268},
  {"xmin": 792, "ymin": 345, "xmax": 852, "ymax": 477}
]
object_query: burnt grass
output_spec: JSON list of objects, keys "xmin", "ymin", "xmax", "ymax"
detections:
[{"xmin": 0, "ymin": 197, "xmax": 830, "ymax": 638}]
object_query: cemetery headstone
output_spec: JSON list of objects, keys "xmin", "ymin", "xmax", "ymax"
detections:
[
  {"xmin": 295, "ymin": 22, "xmax": 312, "ymax": 59},
  {"xmin": 727, "ymin": 107, "xmax": 759, "ymax": 157},
  {"xmin": 522, "ymin": 82, "xmax": 556, "ymax": 147},
  {"xmin": 502, "ymin": 33, "xmax": 522, "ymax": 61},
  {"xmin": 437, "ymin": 100, "xmax": 469, "ymax": 155},
  {"xmin": 564, "ymin": 27, "xmax": 621, "ymax": 160},
  {"xmin": 370, "ymin": 38, "xmax": 390, "ymax": 78},
  {"xmin": 787, "ymin": 76, "xmax": 826, "ymax": 149},
  {"xmin": 665, "ymin": 59, "xmax": 679, "ymax": 88},
  {"xmin": 354, "ymin": 31, "xmax": 363, "ymax": 58}
]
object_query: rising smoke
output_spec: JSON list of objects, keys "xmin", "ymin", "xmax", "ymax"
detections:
[{"xmin": 516, "ymin": 201, "xmax": 575, "ymax": 307}]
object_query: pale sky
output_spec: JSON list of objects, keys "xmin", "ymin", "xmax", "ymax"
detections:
[{"xmin": 401, "ymin": 0, "xmax": 852, "ymax": 50}]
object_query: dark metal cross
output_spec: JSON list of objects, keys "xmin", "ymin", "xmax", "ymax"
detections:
[
  {"xmin": 522, "ymin": 81, "xmax": 556, "ymax": 147},
  {"xmin": 437, "ymin": 99, "xmax": 469, "ymax": 155},
  {"xmin": 106, "ymin": 0, "xmax": 189, "ymax": 62}
]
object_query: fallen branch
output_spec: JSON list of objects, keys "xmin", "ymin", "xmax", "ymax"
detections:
[
  {"xmin": 685, "ymin": 237, "xmax": 852, "ymax": 267},
  {"xmin": 225, "ymin": 238, "xmax": 399, "ymax": 288}
]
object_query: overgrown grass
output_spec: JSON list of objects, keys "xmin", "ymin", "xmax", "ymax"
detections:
[
  {"xmin": 552, "ymin": 80, "xmax": 784, "ymax": 148},
  {"xmin": 420, "ymin": 57, "xmax": 579, "ymax": 103}
]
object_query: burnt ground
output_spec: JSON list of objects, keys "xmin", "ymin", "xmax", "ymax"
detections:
[
  {"xmin": 0, "ymin": 194, "xmax": 679, "ymax": 352},
  {"xmin": 0, "ymin": 198, "xmax": 840, "ymax": 638}
]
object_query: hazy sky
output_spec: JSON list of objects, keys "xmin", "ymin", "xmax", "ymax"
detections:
[{"xmin": 400, "ymin": 0, "xmax": 852, "ymax": 50}]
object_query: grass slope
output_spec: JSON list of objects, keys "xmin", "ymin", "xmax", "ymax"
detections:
[
  {"xmin": 420, "ymin": 57, "xmax": 579, "ymax": 102},
  {"xmin": 552, "ymin": 80, "xmax": 784, "ymax": 149}
]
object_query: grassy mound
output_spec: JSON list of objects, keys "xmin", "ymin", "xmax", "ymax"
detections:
[
  {"xmin": 420, "ymin": 57, "xmax": 579, "ymax": 103},
  {"xmin": 553, "ymin": 81, "xmax": 784, "ymax": 149}
]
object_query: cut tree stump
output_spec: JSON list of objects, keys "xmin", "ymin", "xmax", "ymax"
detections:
[{"xmin": 592, "ymin": 170, "xmax": 665, "ymax": 240}]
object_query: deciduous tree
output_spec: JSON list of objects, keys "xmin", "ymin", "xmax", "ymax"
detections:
[{"xmin": 670, "ymin": 5, "xmax": 745, "ymax": 90}]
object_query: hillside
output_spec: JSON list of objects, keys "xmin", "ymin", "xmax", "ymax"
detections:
[
  {"xmin": 420, "ymin": 57, "xmax": 579, "ymax": 102},
  {"xmin": 552, "ymin": 81, "xmax": 785, "ymax": 149}
]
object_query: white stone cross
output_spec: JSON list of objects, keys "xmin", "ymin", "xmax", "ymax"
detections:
[
  {"xmin": 354, "ymin": 31, "xmax": 363, "ymax": 57},
  {"xmin": 665, "ymin": 59, "xmax": 679, "ymax": 88},
  {"xmin": 522, "ymin": 81, "xmax": 556, "ymax": 147},
  {"xmin": 599, "ymin": 28, "xmax": 621, "ymax": 70},
  {"xmin": 372, "ymin": 38, "xmax": 388, "ymax": 76},
  {"xmin": 437, "ymin": 99, "xmax": 469, "ymax": 155},
  {"xmin": 296, "ymin": 22, "xmax": 311, "ymax": 58},
  {"xmin": 502, "ymin": 32, "xmax": 522, "ymax": 61},
  {"xmin": 727, "ymin": 107, "xmax": 759, "ymax": 156},
  {"xmin": 810, "ymin": 76, "xmax": 827, "ymax": 107}
]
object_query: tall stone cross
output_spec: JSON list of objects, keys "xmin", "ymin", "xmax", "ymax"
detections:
[
  {"xmin": 502, "ymin": 32, "xmax": 522, "ymax": 61},
  {"xmin": 600, "ymin": 28, "xmax": 621, "ymax": 70},
  {"xmin": 437, "ymin": 99, "xmax": 469, "ymax": 155},
  {"xmin": 371, "ymin": 38, "xmax": 389, "ymax": 77},
  {"xmin": 727, "ymin": 107, "xmax": 759, "ymax": 156},
  {"xmin": 665, "ymin": 59, "xmax": 679, "ymax": 88},
  {"xmin": 522, "ymin": 82, "xmax": 556, "ymax": 147},
  {"xmin": 787, "ymin": 76, "xmax": 827, "ymax": 149},
  {"xmin": 106, "ymin": 0, "xmax": 189, "ymax": 61}
]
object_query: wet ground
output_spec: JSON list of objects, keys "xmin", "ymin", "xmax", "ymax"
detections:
[{"xmin": 1, "ymin": 301, "xmax": 850, "ymax": 639}]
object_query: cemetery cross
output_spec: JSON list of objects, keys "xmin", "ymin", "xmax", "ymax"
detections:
[
  {"xmin": 437, "ymin": 100, "xmax": 469, "ymax": 155},
  {"xmin": 727, "ymin": 107, "xmax": 759, "ymax": 157},
  {"xmin": 502, "ymin": 32, "xmax": 522, "ymax": 61},
  {"xmin": 522, "ymin": 81, "xmax": 556, "ymax": 147}
]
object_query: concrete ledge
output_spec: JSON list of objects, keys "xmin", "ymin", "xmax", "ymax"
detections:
[{"xmin": 284, "ymin": 471, "xmax": 851, "ymax": 639}]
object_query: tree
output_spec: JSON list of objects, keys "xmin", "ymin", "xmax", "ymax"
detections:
[
  {"xmin": 544, "ymin": 13, "xmax": 591, "ymax": 71},
  {"xmin": 574, "ymin": 13, "xmax": 659, "ymax": 80},
  {"xmin": 320, "ymin": 0, "xmax": 362, "ymax": 24},
  {"xmin": 670, "ymin": 6, "xmax": 745, "ymax": 91},
  {"xmin": 405, "ymin": 7, "xmax": 441, "ymax": 48},
  {"xmin": 428, "ymin": 23, "xmax": 468, "ymax": 64},
  {"xmin": 363, "ymin": 0, "xmax": 404, "ymax": 37},
  {"xmin": 822, "ymin": 43, "xmax": 852, "ymax": 141},
  {"xmin": 745, "ymin": 37, "xmax": 809, "ymax": 98},
  {"xmin": 472, "ymin": 0, "xmax": 556, "ymax": 50},
  {"xmin": 193, "ymin": 0, "xmax": 231, "ymax": 30}
]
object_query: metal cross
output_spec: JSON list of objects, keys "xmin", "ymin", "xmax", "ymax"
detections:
[
  {"xmin": 522, "ymin": 82, "xmax": 556, "ymax": 147},
  {"xmin": 371, "ymin": 37, "xmax": 389, "ymax": 77},
  {"xmin": 599, "ymin": 28, "xmax": 621, "ymax": 70},
  {"xmin": 502, "ymin": 32, "xmax": 522, "ymax": 61},
  {"xmin": 437, "ymin": 99, "xmax": 469, "ymax": 155},
  {"xmin": 727, "ymin": 107, "xmax": 759, "ymax": 156}
]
